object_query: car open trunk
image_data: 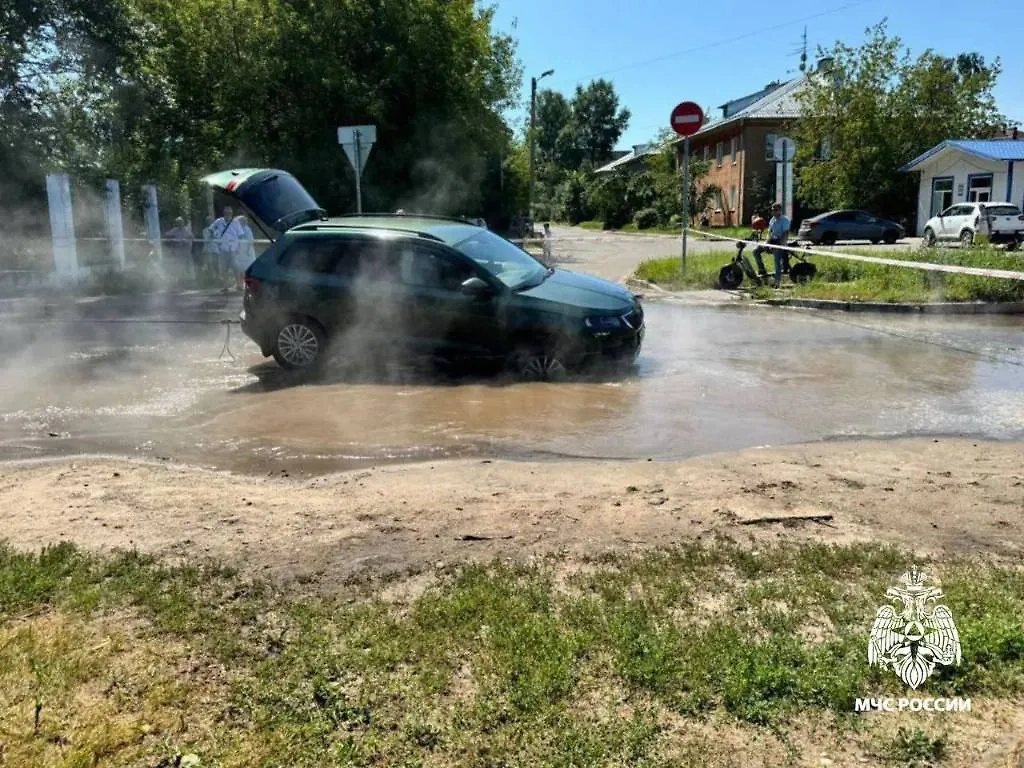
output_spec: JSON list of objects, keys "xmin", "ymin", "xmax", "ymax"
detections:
[{"xmin": 201, "ymin": 168, "xmax": 326, "ymax": 241}]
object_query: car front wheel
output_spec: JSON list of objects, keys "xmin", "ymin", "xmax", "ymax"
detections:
[
  {"xmin": 273, "ymin": 317, "xmax": 326, "ymax": 370},
  {"xmin": 923, "ymin": 227, "xmax": 936, "ymax": 247},
  {"xmin": 960, "ymin": 229, "xmax": 974, "ymax": 248},
  {"xmin": 509, "ymin": 343, "xmax": 569, "ymax": 382}
]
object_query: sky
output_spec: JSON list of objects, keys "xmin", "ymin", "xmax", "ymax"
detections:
[{"xmin": 490, "ymin": 0, "xmax": 1024, "ymax": 150}]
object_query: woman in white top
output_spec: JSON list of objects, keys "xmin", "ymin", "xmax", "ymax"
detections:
[{"xmin": 232, "ymin": 215, "xmax": 256, "ymax": 290}]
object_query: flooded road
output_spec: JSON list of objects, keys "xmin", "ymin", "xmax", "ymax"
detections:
[{"xmin": 1, "ymin": 292, "xmax": 1022, "ymax": 475}]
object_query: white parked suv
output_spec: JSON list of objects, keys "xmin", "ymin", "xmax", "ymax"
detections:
[{"xmin": 922, "ymin": 201, "xmax": 1024, "ymax": 248}]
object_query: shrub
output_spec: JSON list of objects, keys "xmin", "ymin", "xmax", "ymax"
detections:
[{"xmin": 633, "ymin": 208, "xmax": 659, "ymax": 230}]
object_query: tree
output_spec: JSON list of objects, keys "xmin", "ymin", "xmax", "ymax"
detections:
[
  {"xmin": 1, "ymin": 0, "xmax": 525, "ymax": 236},
  {"xmin": 746, "ymin": 172, "xmax": 775, "ymax": 221},
  {"xmin": 533, "ymin": 90, "xmax": 572, "ymax": 167},
  {"xmin": 566, "ymin": 79, "xmax": 631, "ymax": 168},
  {"xmin": 793, "ymin": 20, "xmax": 1005, "ymax": 219}
]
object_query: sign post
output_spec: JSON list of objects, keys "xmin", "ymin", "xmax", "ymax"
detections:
[
  {"xmin": 773, "ymin": 136, "xmax": 796, "ymax": 220},
  {"xmin": 337, "ymin": 125, "xmax": 377, "ymax": 214},
  {"xmin": 670, "ymin": 101, "xmax": 704, "ymax": 274}
]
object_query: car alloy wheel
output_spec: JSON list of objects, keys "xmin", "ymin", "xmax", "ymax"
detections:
[
  {"xmin": 275, "ymin": 320, "xmax": 323, "ymax": 370},
  {"xmin": 512, "ymin": 348, "xmax": 568, "ymax": 382},
  {"xmin": 923, "ymin": 228, "xmax": 936, "ymax": 247},
  {"xmin": 960, "ymin": 229, "xmax": 974, "ymax": 247}
]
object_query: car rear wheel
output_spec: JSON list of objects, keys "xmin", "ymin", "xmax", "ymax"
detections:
[
  {"xmin": 820, "ymin": 232, "xmax": 838, "ymax": 246},
  {"xmin": 882, "ymin": 230, "xmax": 899, "ymax": 244},
  {"xmin": 959, "ymin": 229, "xmax": 974, "ymax": 248},
  {"xmin": 273, "ymin": 317, "xmax": 326, "ymax": 370},
  {"xmin": 718, "ymin": 264, "xmax": 744, "ymax": 289},
  {"xmin": 923, "ymin": 227, "xmax": 937, "ymax": 247}
]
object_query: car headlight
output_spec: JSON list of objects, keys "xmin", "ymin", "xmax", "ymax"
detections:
[{"xmin": 584, "ymin": 315, "xmax": 625, "ymax": 333}]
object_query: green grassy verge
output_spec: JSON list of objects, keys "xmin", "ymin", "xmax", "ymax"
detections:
[
  {"xmin": 3, "ymin": 540, "xmax": 1024, "ymax": 766},
  {"xmin": 635, "ymin": 246, "xmax": 1024, "ymax": 303}
]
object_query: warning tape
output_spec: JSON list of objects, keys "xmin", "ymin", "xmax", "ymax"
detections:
[{"xmin": 687, "ymin": 229, "xmax": 1024, "ymax": 281}]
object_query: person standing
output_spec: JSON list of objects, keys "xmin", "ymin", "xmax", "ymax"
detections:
[
  {"xmin": 233, "ymin": 215, "xmax": 256, "ymax": 290},
  {"xmin": 767, "ymin": 203, "xmax": 791, "ymax": 287},
  {"xmin": 164, "ymin": 217, "xmax": 194, "ymax": 280},
  {"xmin": 542, "ymin": 222, "xmax": 553, "ymax": 262},
  {"xmin": 217, "ymin": 212, "xmax": 244, "ymax": 289},
  {"xmin": 209, "ymin": 205, "xmax": 235, "ymax": 279}
]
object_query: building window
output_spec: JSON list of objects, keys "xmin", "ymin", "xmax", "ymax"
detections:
[
  {"xmin": 765, "ymin": 133, "xmax": 777, "ymax": 161},
  {"xmin": 820, "ymin": 137, "xmax": 832, "ymax": 160},
  {"xmin": 967, "ymin": 174, "xmax": 993, "ymax": 203},
  {"xmin": 716, "ymin": 141, "xmax": 723, "ymax": 167},
  {"xmin": 730, "ymin": 137, "xmax": 738, "ymax": 164},
  {"xmin": 703, "ymin": 145, "xmax": 710, "ymax": 162},
  {"xmin": 930, "ymin": 177, "xmax": 954, "ymax": 217},
  {"xmin": 729, "ymin": 185, "xmax": 737, "ymax": 210}
]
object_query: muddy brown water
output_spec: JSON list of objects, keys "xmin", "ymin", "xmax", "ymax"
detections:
[{"xmin": 1, "ymin": 292, "xmax": 1022, "ymax": 475}]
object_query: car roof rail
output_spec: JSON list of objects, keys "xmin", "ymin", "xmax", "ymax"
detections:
[
  {"xmin": 331, "ymin": 212, "xmax": 474, "ymax": 224},
  {"xmin": 287, "ymin": 222, "xmax": 444, "ymax": 241}
]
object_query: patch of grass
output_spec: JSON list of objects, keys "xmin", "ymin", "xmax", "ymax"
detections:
[
  {"xmin": 635, "ymin": 245, "xmax": 1024, "ymax": 303},
  {"xmin": 578, "ymin": 220, "xmax": 604, "ymax": 230},
  {"xmin": 619, "ymin": 222, "xmax": 681, "ymax": 235},
  {"xmin": 878, "ymin": 726, "xmax": 948, "ymax": 767},
  {"xmin": 3, "ymin": 540, "xmax": 1024, "ymax": 765},
  {"xmin": 634, "ymin": 250, "xmax": 734, "ymax": 290}
]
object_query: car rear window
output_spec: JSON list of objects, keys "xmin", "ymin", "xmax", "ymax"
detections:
[{"xmin": 984, "ymin": 205, "xmax": 1021, "ymax": 217}]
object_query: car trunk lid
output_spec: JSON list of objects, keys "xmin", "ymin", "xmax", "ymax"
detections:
[{"xmin": 201, "ymin": 168, "xmax": 326, "ymax": 241}]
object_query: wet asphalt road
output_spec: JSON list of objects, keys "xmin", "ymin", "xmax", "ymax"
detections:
[{"xmin": 1, "ymin": 287, "xmax": 1021, "ymax": 475}]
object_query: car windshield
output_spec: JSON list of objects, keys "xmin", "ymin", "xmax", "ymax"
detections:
[
  {"xmin": 984, "ymin": 204, "xmax": 1021, "ymax": 216},
  {"xmin": 453, "ymin": 229, "xmax": 548, "ymax": 289}
]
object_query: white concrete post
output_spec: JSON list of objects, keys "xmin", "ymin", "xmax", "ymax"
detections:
[
  {"xmin": 45, "ymin": 172, "xmax": 79, "ymax": 282},
  {"xmin": 142, "ymin": 184, "xmax": 162, "ymax": 261},
  {"xmin": 105, "ymin": 179, "xmax": 126, "ymax": 268}
]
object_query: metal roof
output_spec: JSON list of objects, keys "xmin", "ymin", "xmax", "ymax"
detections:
[
  {"xmin": 900, "ymin": 139, "xmax": 1024, "ymax": 171},
  {"xmin": 594, "ymin": 144, "xmax": 661, "ymax": 173},
  {"xmin": 672, "ymin": 75, "xmax": 809, "ymax": 143}
]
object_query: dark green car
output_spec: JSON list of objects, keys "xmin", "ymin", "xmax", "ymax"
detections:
[{"xmin": 203, "ymin": 168, "xmax": 644, "ymax": 379}]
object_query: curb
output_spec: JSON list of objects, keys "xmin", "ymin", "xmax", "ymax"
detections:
[{"xmin": 759, "ymin": 298, "xmax": 1024, "ymax": 315}]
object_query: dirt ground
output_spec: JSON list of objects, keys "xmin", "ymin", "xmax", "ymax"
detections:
[{"xmin": 1, "ymin": 436, "xmax": 1021, "ymax": 587}]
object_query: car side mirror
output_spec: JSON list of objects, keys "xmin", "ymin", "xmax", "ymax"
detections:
[{"xmin": 460, "ymin": 276, "xmax": 493, "ymax": 297}]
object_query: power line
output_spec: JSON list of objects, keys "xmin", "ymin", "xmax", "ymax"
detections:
[{"xmin": 563, "ymin": 0, "xmax": 877, "ymax": 84}]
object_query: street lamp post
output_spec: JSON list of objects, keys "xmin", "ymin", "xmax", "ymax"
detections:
[{"xmin": 528, "ymin": 68, "xmax": 554, "ymax": 230}]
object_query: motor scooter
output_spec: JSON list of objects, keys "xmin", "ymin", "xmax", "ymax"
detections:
[{"xmin": 718, "ymin": 230, "xmax": 817, "ymax": 289}]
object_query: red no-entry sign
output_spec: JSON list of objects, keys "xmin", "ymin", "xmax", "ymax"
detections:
[{"xmin": 670, "ymin": 101, "xmax": 704, "ymax": 137}]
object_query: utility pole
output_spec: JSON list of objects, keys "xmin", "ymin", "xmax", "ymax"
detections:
[{"xmin": 528, "ymin": 68, "xmax": 554, "ymax": 227}]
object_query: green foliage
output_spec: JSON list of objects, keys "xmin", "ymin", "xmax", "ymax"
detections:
[
  {"xmin": 553, "ymin": 170, "xmax": 594, "ymax": 225},
  {"xmin": 633, "ymin": 208, "xmax": 659, "ymax": 230},
  {"xmin": 794, "ymin": 21, "xmax": 1005, "ymax": 220},
  {"xmin": 585, "ymin": 172, "xmax": 632, "ymax": 229},
  {"xmin": 746, "ymin": 172, "xmax": 775, "ymax": 222},
  {"xmin": 3, "ymin": 0, "xmax": 524, "ymax": 227}
]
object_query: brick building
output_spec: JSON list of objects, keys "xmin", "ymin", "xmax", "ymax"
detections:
[{"xmin": 674, "ymin": 58, "xmax": 834, "ymax": 226}]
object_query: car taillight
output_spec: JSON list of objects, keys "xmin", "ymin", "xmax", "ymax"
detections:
[{"xmin": 243, "ymin": 275, "xmax": 261, "ymax": 295}]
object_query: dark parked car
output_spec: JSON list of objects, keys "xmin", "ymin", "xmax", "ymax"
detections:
[
  {"xmin": 797, "ymin": 210, "xmax": 905, "ymax": 246},
  {"xmin": 202, "ymin": 168, "xmax": 644, "ymax": 380}
]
